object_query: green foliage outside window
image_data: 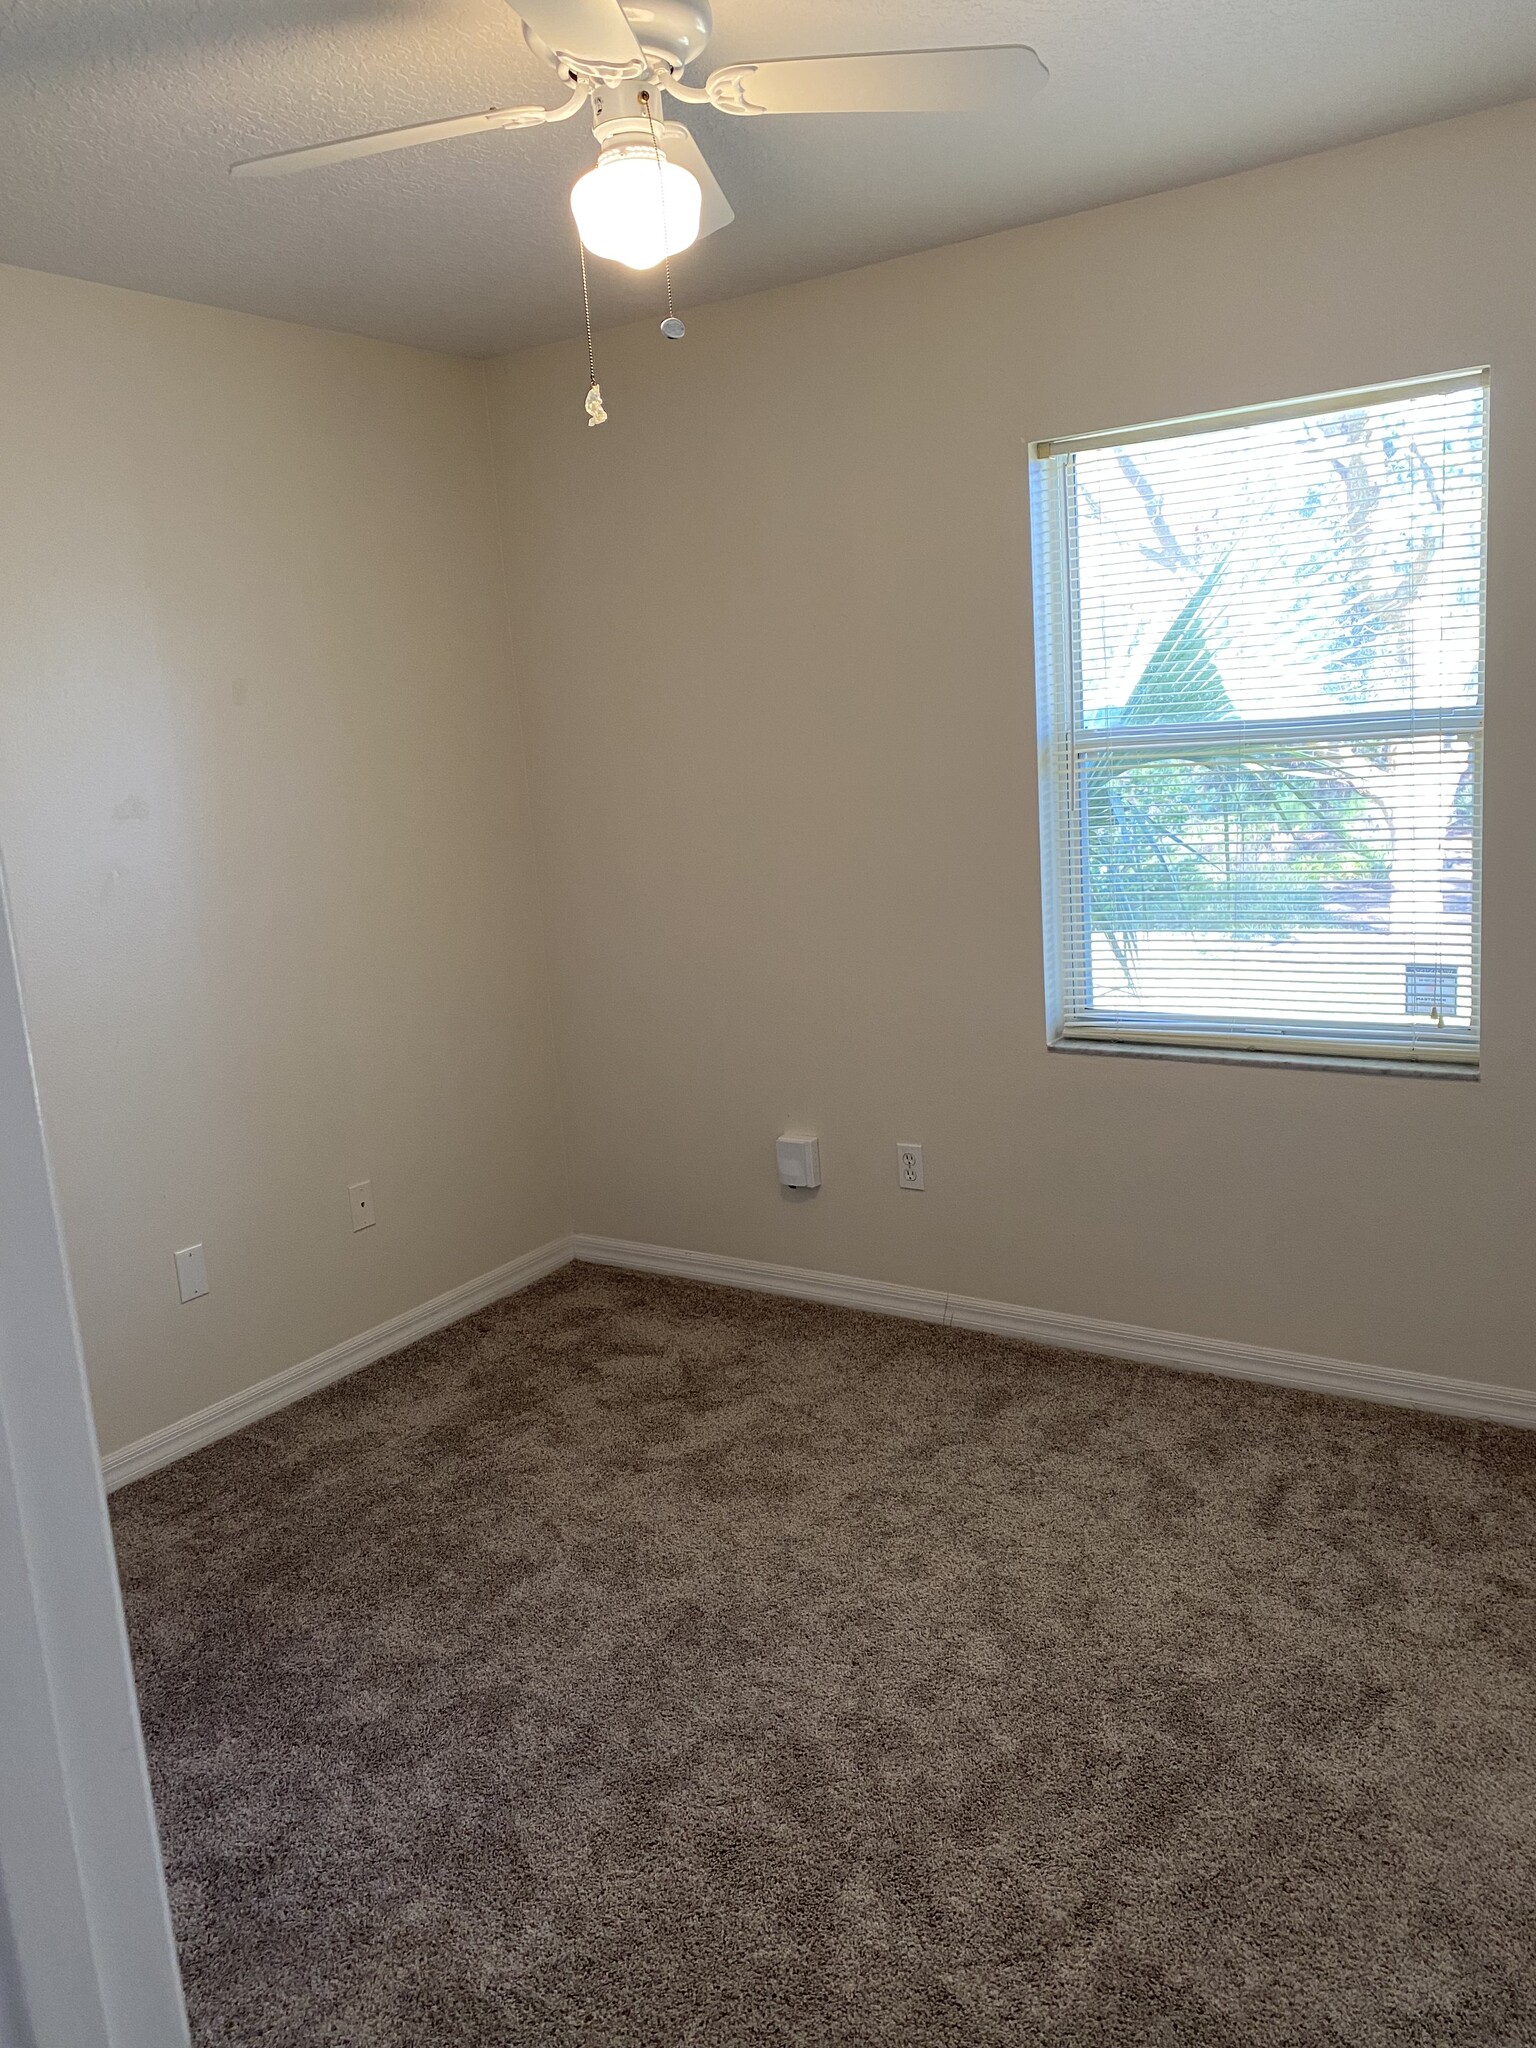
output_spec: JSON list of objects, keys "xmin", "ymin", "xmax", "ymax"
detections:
[{"xmin": 1084, "ymin": 561, "xmax": 1389, "ymax": 976}]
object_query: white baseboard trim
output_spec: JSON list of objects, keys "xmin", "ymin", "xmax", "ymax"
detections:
[
  {"xmin": 103, "ymin": 1226, "xmax": 1536, "ymax": 1491},
  {"xmin": 572, "ymin": 1233, "xmax": 951, "ymax": 1324},
  {"xmin": 571, "ymin": 1233, "xmax": 1536, "ymax": 1430},
  {"xmin": 101, "ymin": 1236, "xmax": 575, "ymax": 1491}
]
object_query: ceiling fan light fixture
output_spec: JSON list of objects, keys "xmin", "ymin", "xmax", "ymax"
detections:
[{"xmin": 571, "ymin": 143, "xmax": 701, "ymax": 269}]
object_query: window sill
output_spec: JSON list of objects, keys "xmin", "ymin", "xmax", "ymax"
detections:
[{"xmin": 1048, "ymin": 1037, "xmax": 1479, "ymax": 1081}]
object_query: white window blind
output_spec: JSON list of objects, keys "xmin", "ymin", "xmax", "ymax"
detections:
[{"xmin": 1030, "ymin": 371, "xmax": 1488, "ymax": 1074}]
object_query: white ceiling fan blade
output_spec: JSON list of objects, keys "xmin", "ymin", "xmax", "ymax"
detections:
[
  {"xmin": 231, "ymin": 104, "xmax": 552, "ymax": 178},
  {"xmin": 511, "ymin": 0, "xmax": 642, "ymax": 70},
  {"xmin": 705, "ymin": 45, "xmax": 1048, "ymax": 117},
  {"xmin": 658, "ymin": 123, "xmax": 733, "ymax": 239}
]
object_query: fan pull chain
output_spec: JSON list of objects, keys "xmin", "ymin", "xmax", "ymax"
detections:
[
  {"xmin": 640, "ymin": 90, "xmax": 686, "ymax": 342},
  {"xmin": 577, "ymin": 236, "xmax": 606, "ymax": 425}
]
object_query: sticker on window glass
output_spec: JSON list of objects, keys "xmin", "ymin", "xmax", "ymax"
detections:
[{"xmin": 1404, "ymin": 964, "xmax": 1459, "ymax": 1017}]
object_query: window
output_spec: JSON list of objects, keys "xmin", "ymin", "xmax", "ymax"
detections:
[{"xmin": 1030, "ymin": 371, "xmax": 1488, "ymax": 1075}]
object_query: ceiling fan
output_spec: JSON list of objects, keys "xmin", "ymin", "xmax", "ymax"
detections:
[{"xmin": 231, "ymin": 0, "xmax": 1049, "ymax": 276}]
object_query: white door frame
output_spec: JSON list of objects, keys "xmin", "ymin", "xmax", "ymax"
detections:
[{"xmin": 0, "ymin": 858, "xmax": 188, "ymax": 2048}]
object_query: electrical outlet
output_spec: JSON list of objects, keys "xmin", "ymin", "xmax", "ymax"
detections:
[
  {"xmin": 349, "ymin": 1179, "xmax": 376, "ymax": 1232},
  {"xmin": 897, "ymin": 1143, "xmax": 924, "ymax": 1191}
]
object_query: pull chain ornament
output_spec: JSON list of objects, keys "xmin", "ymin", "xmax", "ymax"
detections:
[
  {"xmin": 578, "ymin": 235, "xmax": 608, "ymax": 426},
  {"xmin": 641, "ymin": 91, "xmax": 686, "ymax": 344}
]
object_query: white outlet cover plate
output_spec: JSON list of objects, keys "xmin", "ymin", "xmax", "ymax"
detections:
[
  {"xmin": 349, "ymin": 1179, "xmax": 376, "ymax": 1231},
  {"xmin": 897, "ymin": 1144, "xmax": 924, "ymax": 1190}
]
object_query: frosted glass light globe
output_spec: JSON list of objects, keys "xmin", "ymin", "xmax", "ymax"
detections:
[{"xmin": 571, "ymin": 145, "xmax": 702, "ymax": 271}]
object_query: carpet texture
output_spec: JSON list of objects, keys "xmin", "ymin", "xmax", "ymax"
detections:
[{"xmin": 111, "ymin": 1264, "xmax": 1536, "ymax": 2047}]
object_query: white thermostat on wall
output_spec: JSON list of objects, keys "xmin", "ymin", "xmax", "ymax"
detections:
[{"xmin": 776, "ymin": 1132, "xmax": 821, "ymax": 1190}]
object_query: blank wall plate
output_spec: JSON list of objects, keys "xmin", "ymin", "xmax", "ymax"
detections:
[
  {"xmin": 349, "ymin": 1179, "xmax": 376, "ymax": 1231},
  {"xmin": 897, "ymin": 1143, "xmax": 924, "ymax": 1190},
  {"xmin": 173, "ymin": 1243, "xmax": 208, "ymax": 1302}
]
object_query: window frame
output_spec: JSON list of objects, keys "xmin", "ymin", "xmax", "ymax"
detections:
[{"xmin": 1029, "ymin": 370, "xmax": 1489, "ymax": 1080}]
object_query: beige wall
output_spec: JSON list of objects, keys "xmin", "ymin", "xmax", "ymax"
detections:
[
  {"xmin": 489, "ymin": 97, "xmax": 1536, "ymax": 1393},
  {"xmin": 7, "ymin": 96, "xmax": 1535, "ymax": 1458},
  {"xmin": 0, "ymin": 266, "xmax": 568, "ymax": 1458}
]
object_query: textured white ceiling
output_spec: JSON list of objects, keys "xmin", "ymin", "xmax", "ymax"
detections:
[{"xmin": 0, "ymin": 0, "xmax": 1533, "ymax": 356}]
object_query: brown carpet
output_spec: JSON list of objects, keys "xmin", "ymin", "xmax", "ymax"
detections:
[{"xmin": 110, "ymin": 1264, "xmax": 1536, "ymax": 2047}]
